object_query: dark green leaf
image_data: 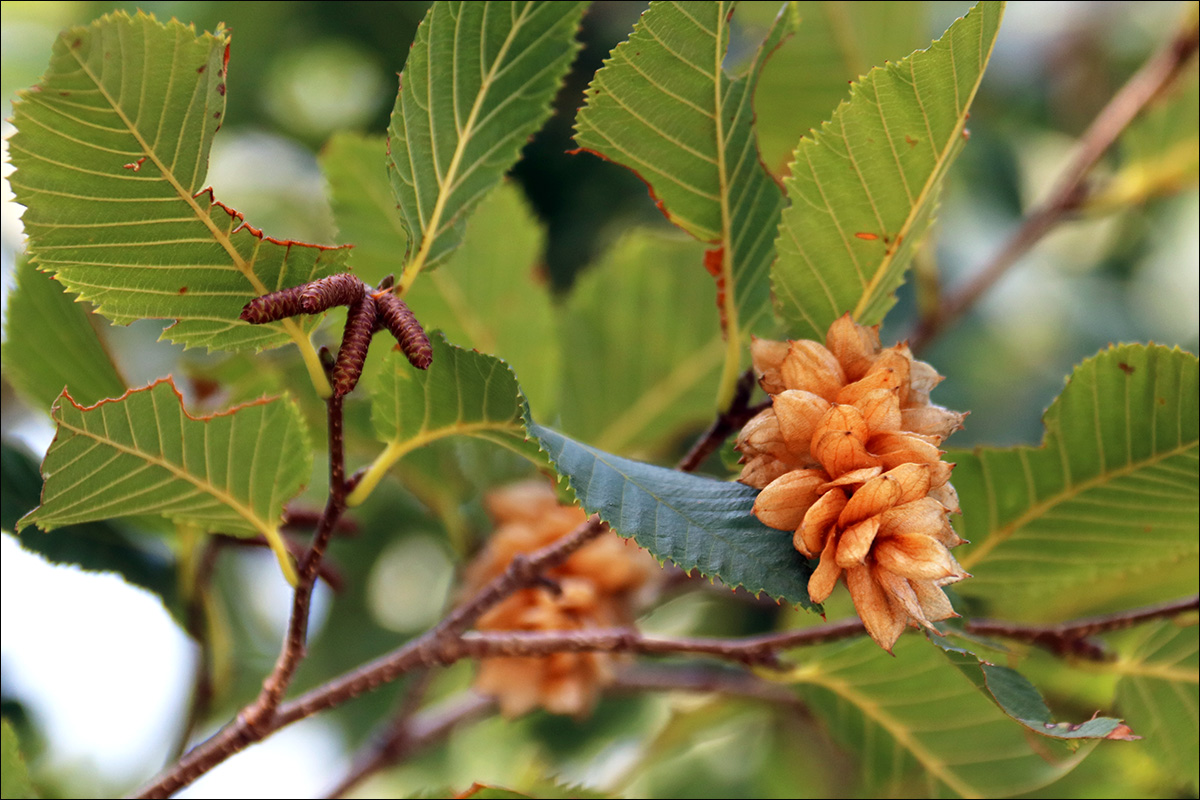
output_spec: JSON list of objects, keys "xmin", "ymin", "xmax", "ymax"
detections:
[
  {"xmin": 527, "ymin": 422, "xmax": 816, "ymax": 608},
  {"xmin": 933, "ymin": 637, "xmax": 1132, "ymax": 740}
]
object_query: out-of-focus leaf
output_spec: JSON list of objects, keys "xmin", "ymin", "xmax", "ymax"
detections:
[
  {"xmin": 951, "ymin": 344, "xmax": 1199, "ymax": 619},
  {"xmin": 739, "ymin": 1, "xmax": 930, "ymax": 175},
  {"xmin": 932, "ymin": 638, "xmax": 1131, "ymax": 740},
  {"xmin": 772, "ymin": 1, "xmax": 1003, "ymax": 340},
  {"xmin": 2, "ymin": 257, "xmax": 126, "ymax": 410},
  {"xmin": 527, "ymin": 422, "xmax": 816, "ymax": 608},
  {"xmin": 557, "ymin": 232, "xmax": 723, "ymax": 458},
  {"xmin": 388, "ymin": 1, "xmax": 586, "ymax": 290},
  {"xmin": 321, "ymin": 132, "xmax": 407, "ymax": 286},
  {"xmin": 1108, "ymin": 618, "xmax": 1199, "ymax": 792},
  {"xmin": 1092, "ymin": 65, "xmax": 1200, "ymax": 210},
  {"xmin": 405, "ymin": 185, "xmax": 558, "ymax": 414},
  {"xmin": 2, "ymin": 442, "xmax": 176, "ymax": 604},
  {"xmin": 574, "ymin": 1, "xmax": 794, "ymax": 405},
  {"xmin": 0, "ymin": 719, "xmax": 37, "ymax": 799},
  {"xmin": 324, "ymin": 136, "xmax": 558, "ymax": 413},
  {"xmin": 351, "ymin": 334, "xmax": 549, "ymax": 506},
  {"xmin": 15, "ymin": 380, "xmax": 311, "ymax": 583},
  {"xmin": 8, "ymin": 11, "xmax": 348, "ymax": 353},
  {"xmin": 781, "ymin": 634, "xmax": 1094, "ymax": 797}
]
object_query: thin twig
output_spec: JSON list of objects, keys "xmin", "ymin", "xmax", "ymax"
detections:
[
  {"xmin": 214, "ymin": 534, "xmax": 346, "ymax": 592},
  {"xmin": 965, "ymin": 595, "xmax": 1199, "ymax": 660},
  {"xmin": 136, "ymin": 591, "xmax": 1199, "ymax": 797},
  {"xmin": 136, "ymin": 514, "xmax": 607, "ymax": 798},
  {"xmin": 613, "ymin": 663, "xmax": 808, "ymax": 711},
  {"xmin": 909, "ymin": 18, "xmax": 1200, "ymax": 353},
  {"xmin": 676, "ymin": 369, "xmax": 765, "ymax": 473},
  {"xmin": 246, "ymin": 393, "xmax": 349, "ymax": 730},
  {"xmin": 325, "ymin": 690, "xmax": 495, "ymax": 799}
]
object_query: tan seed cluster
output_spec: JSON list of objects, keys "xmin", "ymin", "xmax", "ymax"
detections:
[
  {"xmin": 736, "ymin": 314, "xmax": 968, "ymax": 651},
  {"xmin": 465, "ymin": 482, "xmax": 657, "ymax": 717}
]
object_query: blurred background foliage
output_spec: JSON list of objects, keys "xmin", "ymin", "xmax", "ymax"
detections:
[{"xmin": 1, "ymin": 1, "xmax": 1196, "ymax": 798}]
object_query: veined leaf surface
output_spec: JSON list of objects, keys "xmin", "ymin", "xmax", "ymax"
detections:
[
  {"xmin": 7, "ymin": 11, "xmax": 349, "ymax": 353},
  {"xmin": 783, "ymin": 634, "xmax": 1093, "ymax": 797},
  {"xmin": 1109, "ymin": 619, "xmax": 1199, "ymax": 792},
  {"xmin": 574, "ymin": 1, "xmax": 795, "ymax": 404},
  {"xmin": 388, "ymin": 1, "xmax": 586, "ymax": 291},
  {"xmin": 773, "ymin": 1, "xmax": 1003, "ymax": 340},
  {"xmin": 557, "ymin": 231, "xmax": 723, "ymax": 458},
  {"xmin": 2, "ymin": 257, "xmax": 127, "ymax": 409},
  {"xmin": 16, "ymin": 379, "xmax": 312, "ymax": 581},
  {"xmin": 951, "ymin": 344, "xmax": 1199, "ymax": 619},
  {"xmin": 350, "ymin": 334, "xmax": 548, "ymax": 506},
  {"xmin": 528, "ymin": 422, "xmax": 816, "ymax": 608}
]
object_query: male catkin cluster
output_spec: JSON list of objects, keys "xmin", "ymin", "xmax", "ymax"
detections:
[
  {"xmin": 239, "ymin": 273, "xmax": 431, "ymax": 397},
  {"xmin": 736, "ymin": 314, "xmax": 967, "ymax": 651}
]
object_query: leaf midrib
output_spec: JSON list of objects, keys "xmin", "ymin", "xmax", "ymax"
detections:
[
  {"xmin": 65, "ymin": 26, "xmax": 314, "ymax": 350},
  {"xmin": 52, "ymin": 412, "xmax": 273, "ymax": 537},
  {"xmin": 398, "ymin": 2, "xmax": 533, "ymax": 293},
  {"xmin": 961, "ymin": 439, "xmax": 1199, "ymax": 569}
]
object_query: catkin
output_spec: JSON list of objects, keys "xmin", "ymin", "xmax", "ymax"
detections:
[
  {"xmin": 376, "ymin": 292, "xmax": 432, "ymax": 370},
  {"xmin": 239, "ymin": 286, "xmax": 305, "ymax": 324},
  {"xmin": 300, "ymin": 273, "xmax": 365, "ymax": 314},
  {"xmin": 331, "ymin": 293, "xmax": 378, "ymax": 397}
]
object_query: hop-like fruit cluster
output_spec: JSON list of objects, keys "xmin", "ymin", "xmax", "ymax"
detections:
[
  {"xmin": 465, "ymin": 482, "xmax": 657, "ymax": 717},
  {"xmin": 736, "ymin": 314, "xmax": 968, "ymax": 651}
]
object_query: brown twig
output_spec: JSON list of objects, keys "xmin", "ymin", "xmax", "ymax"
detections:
[
  {"xmin": 135, "ymin": 514, "xmax": 608, "ymax": 798},
  {"xmin": 325, "ymin": 689, "xmax": 495, "ymax": 799},
  {"xmin": 964, "ymin": 595, "xmax": 1199, "ymax": 660},
  {"xmin": 613, "ymin": 663, "xmax": 808, "ymax": 711},
  {"xmin": 909, "ymin": 17, "xmax": 1200, "ymax": 353},
  {"xmin": 676, "ymin": 369, "xmax": 766, "ymax": 473},
  {"xmin": 136, "ymin": 589, "xmax": 1200, "ymax": 797}
]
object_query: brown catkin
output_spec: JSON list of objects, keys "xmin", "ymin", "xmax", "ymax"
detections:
[
  {"xmin": 376, "ymin": 292, "xmax": 432, "ymax": 369},
  {"xmin": 239, "ymin": 286, "xmax": 305, "ymax": 324},
  {"xmin": 300, "ymin": 273, "xmax": 365, "ymax": 314},
  {"xmin": 331, "ymin": 293, "xmax": 378, "ymax": 397}
]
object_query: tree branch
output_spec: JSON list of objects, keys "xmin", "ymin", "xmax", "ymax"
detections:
[
  {"xmin": 325, "ymin": 690, "xmax": 495, "ymax": 799},
  {"xmin": 676, "ymin": 369, "xmax": 766, "ymax": 473},
  {"xmin": 909, "ymin": 17, "xmax": 1200, "ymax": 352},
  {"xmin": 964, "ymin": 595, "xmax": 1199, "ymax": 660}
]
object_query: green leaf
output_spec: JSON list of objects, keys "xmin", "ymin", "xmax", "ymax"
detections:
[
  {"xmin": 2, "ymin": 257, "xmax": 126, "ymax": 410},
  {"xmin": 321, "ymin": 132, "xmax": 408, "ymax": 286},
  {"xmin": 573, "ymin": 1, "xmax": 794, "ymax": 404},
  {"xmin": 557, "ymin": 231, "xmax": 723, "ymax": 458},
  {"xmin": 1092, "ymin": 65, "xmax": 1199, "ymax": 210},
  {"xmin": 405, "ymin": 184, "xmax": 558, "ymax": 415},
  {"xmin": 0, "ymin": 719, "xmax": 37, "ymax": 800},
  {"xmin": 783, "ymin": 634, "xmax": 1094, "ymax": 797},
  {"xmin": 7, "ymin": 11, "xmax": 349, "ymax": 353},
  {"xmin": 527, "ymin": 422, "xmax": 816, "ymax": 608},
  {"xmin": 2, "ymin": 443, "xmax": 176, "ymax": 604},
  {"xmin": 740, "ymin": 1, "xmax": 931, "ymax": 175},
  {"xmin": 349, "ymin": 334, "xmax": 548, "ymax": 506},
  {"xmin": 323, "ymin": 135, "xmax": 559, "ymax": 412},
  {"xmin": 932, "ymin": 637, "xmax": 1131, "ymax": 740},
  {"xmin": 772, "ymin": 1, "xmax": 1004, "ymax": 340},
  {"xmin": 951, "ymin": 344, "xmax": 1199, "ymax": 619},
  {"xmin": 16, "ymin": 379, "xmax": 312, "ymax": 583},
  {"xmin": 388, "ymin": 1, "xmax": 586, "ymax": 291},
  {"xmin": 1109, "ymin": 619, "xmax": 1199, "ymax": 792}
]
